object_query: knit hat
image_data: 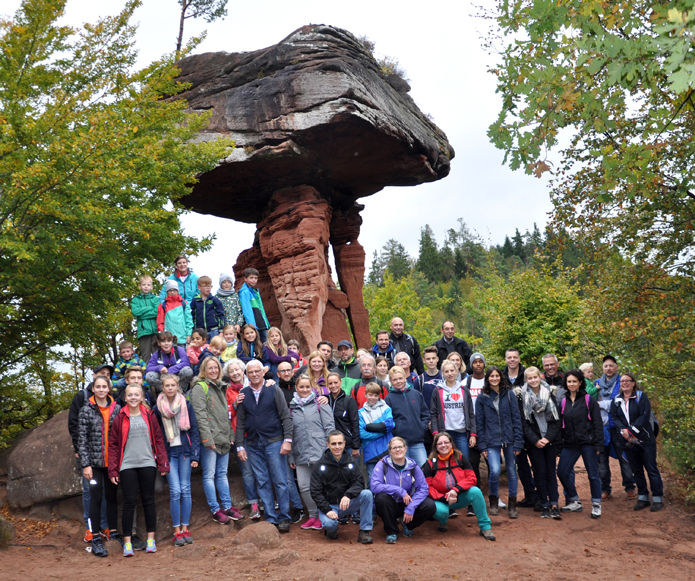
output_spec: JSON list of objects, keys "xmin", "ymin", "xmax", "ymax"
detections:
[
  {"xmin": 165, "ymin": 280, "xmax": 179, "ymax": 293},
  {"xmin": 219, "ymin": 272, "xmax": 234, "ymax": 286},
  {"xmin": 470, "ymin": 352, "xmax": 486, "ymax": 366}
]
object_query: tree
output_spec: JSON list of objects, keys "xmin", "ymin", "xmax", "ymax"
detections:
[
  {"xmin": 416, "ymin": 225, "xmax": 443, "ymax": 282},
  {"xmin": 0, "ymin": 0, "xmax": 232, "ymax": 437},
  {"xmin": 176, "ymin": 0, "xmax": 228, "ymax": 52},
  {"xmin": 367, "ymin": 239, "xmax": 412, "ymax": 286}
]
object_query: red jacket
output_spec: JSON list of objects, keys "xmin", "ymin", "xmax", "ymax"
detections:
[
  {"xmin": 226, "ymin": 382, "xmax": 243, "ymax": 431},
  {"xmin": 350, "ymin": 381, "xmax": 388, "ymax": 409},
  {"xmin": 108, "ymin": 405, "xmax": 169, "ymax": 479},
  {"xmin": 421, "ymin": 454, "xmax": 477, "ymax": 501}
]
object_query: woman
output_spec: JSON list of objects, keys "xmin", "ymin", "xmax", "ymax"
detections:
[
  {"xmin": 109, "ymin": 385, "xmax": 169, "ymax": 556},
  {"xmin": 446, "ymin": 352, "xmax": 465, "ymax": 382},
  {"xmin": 154, "ymin": 374, "xmax": 200, "ymax": 546},
  {"xmin": 520, "ymin": 367, "xmax": 562, "ymax": 520},
  {"xmin": 371, "ymin": 437, "xmax": 437, "ymax": 543},
  {"xmin": 288, "ymin": 375, "xmax": 335, "ymax": 531},
  {"xmin": 327, "ymin": 372, "xmax": 360, "ymax": 457},
  {"xmin": 475, "ymin": 366, "xmax": 523, "ymax": 518},
  {"xmin": 306, "ymin": 350, "xmax": 330, "ymax": 397},
  {"xmin": 429, "ymin": 360, "xmax": 476, "ymax": 459},
  {"xmin": 78, "ymin": 376, "xmax": 121, "ymax": 557},
  {"xmin": 422, "ymin": 432, "xmax": 495, "ymax": 541},
  {"xmin": 610, "ymin": 372, "xmax": 663, "ymax": 512},
  {"xmin": 556, "ymin": 369, "xmax": 604, "ymax": 519},
  {"xmin": 375, "ymin": 356, "xmax": 391, "ymax": 387},
  {"xmin": 190, "ymin": 357, "xmax": 244, "ymax": 525}
]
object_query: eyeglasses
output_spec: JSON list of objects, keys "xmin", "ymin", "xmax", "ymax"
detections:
[
  {"xmin": 390, "ymin": 446, "xmax": 405, "ymax": 451},
  {"xmin": 621, "ymin": 379, "xmax": 635, "ymax": 383},
  {"xmin": 278, "ymin": 369, "xmax": 292, "ymax": 374}
]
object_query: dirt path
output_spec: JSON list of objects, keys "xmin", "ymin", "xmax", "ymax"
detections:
[{"xmin": 1, "ymin": 458, "xmax": 694, "ymax": 581}]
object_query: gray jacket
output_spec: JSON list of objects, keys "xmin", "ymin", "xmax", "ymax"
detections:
[
  {"xmin": 288, "ymin": 393, "xmax": 335, "ymax": 466},
  {"xmin": 190, "ymin": 378, "xmax": 232, "ymax": 455}
]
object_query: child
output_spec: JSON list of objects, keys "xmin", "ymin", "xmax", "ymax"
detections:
[
  {"xmin": 112, "ymin": 341, "xmax": 147, "ymax": 390},
  {"xmin": 154, "ymin": 374, "xmax": 200, "ymax": 546},
  {"xmin": 186, "ymin": 329, "xmax": 209, "ymax": 367},
  {"xmin": 108, "ymin": 384, "xmax": 169, "ymax": 556},
  {"xmin": 236, "ymin": 324, "xmax": 270, "ymax": 375},
  {"xmin": 145, "ymin": 331, "xmax": 194, "ymax": 395},
  {"xmin": 358, "ymin": 382, "xmax": 395, "ymax": 481},
  {"xmin": 287, "ymin": 339, "xmax": 307, "ymax": 373},
  {"xmin": 216, "ymin": 273, "xmax": 244, "ymax": 334},
  {"xmin": 158, "ymin": 280, "xmax": 193, "ymax": 346},
  {"xmin": 238, "ymin": 267, "xmax": 270, "ymax": 344},
  {"xmin": 263, "ymin": 327, "xmax": 296, "ymax": 382},
  {"xmin": 190, "ymin": 276, "xmax": 226, "ymax": 339},
  {"xmin": 116, "ymin": 367, "xmax": 155, "ymax": 410},
  {"xmin": 131, "ymin": 275, "xmax": 159, "ymax": 364},
  {"xmin": 193, "ymin": 335, "xmax": 226, "ymax": 376},
  {"xmin": 221, "ymin": 325, "xmax": 239, "ymax": 363}
]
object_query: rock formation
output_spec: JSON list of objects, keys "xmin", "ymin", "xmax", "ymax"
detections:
[{"xmin": 177, "ymin": 24, "xmax": 454, "ymax": 352}]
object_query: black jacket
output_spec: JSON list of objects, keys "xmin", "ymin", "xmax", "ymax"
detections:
[
  {"xmin": 519, "ymin": 395, "xmax": 562, "ymax": 447},
  {"xmin": 609, "ymin": 391, "xmax": 656, "ymax": 445},
  {"xmin": 389, "ymin": 332, "xmax": 424, "ymax": 375},
  {"xmin": 328, "ymin": 391, "xmax": 360, "ymax": 450},
  {"xmin": 560, "ymin": 390, "xmax": 603, "ymax": 450},
  {"xmin": 310, "ymin": 448, "xmax": 365, "ymax": 514},
  {"xmin": 542, "ymin": 370, "xmax": 565, "ymax": 387},
  {"xmin": 68, "ymin": 383, "xmax": 95, "ymax": 454},
  {"xmin": 77, "ymin": 395, "xmax": 120, "ymax": 469},
  {"xmin": 434, "ymin": 336, "xmax": 473, "ymax": 374},
  {"xmin": 502, "ymin": 364, "xmax": 526, "ymax": 388},
  {"xmin": 278, "ymin": 376, "xmax": 297, "ymax": 406}
]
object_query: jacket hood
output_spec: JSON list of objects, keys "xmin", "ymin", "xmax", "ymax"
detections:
[
  {"xmin": 372, "ymin": 343, "xmax": 395, "ymax": 355},
  {"xmin": 387, "ymin": 384, "xmax": 412, "ymax": 394},
  {"xmin": 384, "ymin": 455, "xmax": 418, "ymax": 471},
  {"xmin": 164, "ymin": 293, "xmax": 184, "ymax": 307},
  {"xmin": 88, "ymin": 394, "xmax": 114, "ymax": 407}
]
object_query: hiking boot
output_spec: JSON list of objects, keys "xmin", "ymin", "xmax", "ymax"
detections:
[
  {"xmin": 626, "ymin": 489, "xmax": 638, "ymax": 500},
  {"xmin": 488, "ymin": 495, "xmax": 499, "ymax": 516},
  {"xmin": 212, "ymin": 509, "xmax": 231, "ymax": 525},
  {"xmin": 223, "ymin": 506, "xmax": 245, "ymax": 521},
  {"xmin": 325, "ymin": 528, "xmax": 339, "ymax": 540},
  {"xmin": 182, "ymin": 530, "xmax": 193, "ymax": 544},
  {"xmin": 174, "ymin": 531, "xmax": 186, "ymax": 547},
  {"xmin": 651, "ymin": 502, "xmax": 664, "ymax": 512},
  {"xmin": 249, "ymin": 502, "xmax": 261, "ymax": 520},
  {"xmin": 109, "ymin": 531, "xmax": 125, "ymax": 547},
  {"xmin": 131, "ymin": 533, "xmax": 146, "ymax": 551},
  {"xmin": 540, "ymin": 507, "xmax": 550, "ymax": 519},
  {"xmin": 276, "ymin": 520, "xmax": 290, "ymax": 533},
  {"xmin": 561, "ymin": 500, "xmax": 583, "ymax": 513},
  {"xmin": 480, "ymin": 528, "xmax": 496, "ymax": 541},
  {"xmin": 550, "ymin": 506, "xmax": 562, "ymax": 520},
  {"xmin": 590, "ymin": 503, "xmax": 602, "ymax": 519},
  {"xmin": 634, "ymin": 500, "xmax": 651, "ymax": 511},
  {"xmin": 357, "ymin": 529, "xmax": 373, "ymax": 544},
  {"xmin": 385, "ymin": 534, "xmax": 397, "ymax": 544},
  {"xmin": 517, "ymin": 496, "xmax": 538, "ymax": 508},
  {"xmin": 291, "ymin": 508, "xmax": 305, "ymax": 524},
  {"xmin": 508, "ymin": 496, "xmax": 518, "ymax": 519},
  {"xmin": 338, "ymin": 516, "xmax": 349, "ymax": 525},
  {"xmin": 91, "ymin": 537, "xmax": 108, "ymax": 558}
]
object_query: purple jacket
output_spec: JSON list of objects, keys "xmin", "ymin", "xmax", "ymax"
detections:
[
  {"xmin": 370, "ymin": 455, "xmax": 429, "ymax": 515},
  {"xmin": 145, "ymin": 346, "xmax": 191, "ymax": 375}
]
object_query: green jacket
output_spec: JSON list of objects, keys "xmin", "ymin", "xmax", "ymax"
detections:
[
  {"xmin": 336, "ymin": 357, "xmax": 362, "ymax": 396},
  {"xmin": 131, "ymin": 292, "xmax": 159, "ymax": 338},
  {"xmin": 190, "ymin": 379, "xmax": 232, "ymax": 455}
]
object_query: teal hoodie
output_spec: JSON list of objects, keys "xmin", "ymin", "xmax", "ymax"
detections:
[{"xmin": 131, "ymin": 292, "xmax": 159, "ymax": 338}]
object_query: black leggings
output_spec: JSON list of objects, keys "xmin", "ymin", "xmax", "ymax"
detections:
[
  {"xmin": 88, "ymin": 467, "xmax": 118, "ymax": 534},
  {"xmin": 375, "ymin": 493, "xmax": 436, "ymax": 536},
  {"xmin": 120, "ymin": 467, "xmax": 157, "ymax": 535}
]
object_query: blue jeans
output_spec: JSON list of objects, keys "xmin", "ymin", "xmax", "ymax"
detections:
[
  {"xmin": 200, "ymin": 446, "xmax": 232, "ymax": 514},
  {"xmin": 406, "ymin": 442, "xmax": 428, "ymax": 468},
  {"xmin": 167, "ymin": 453, "xmax": 193, "ymax": 527},
  {"xmin": 286, "ymin": 457, "xmax": 303, "ymax": 509},
  {"xmin": 558, "ymin": 445, "xmax": 602, "ymax": 505},
  {"xmin": 77, "ymin": 457, "xmax": 107, "ymax": 530},
  {"xmin": 450, "ymin": 431, "xmax": 470, "ymax": 459},
  {"xmin": 246, "ymin": 440, "xmax": 290, "ymax": 524},
  {"xmin": 318, "ymin": 489, "xmax": 374, "ymax": 532},
  {"xmin": 234, "ymin": 444, "xmax": 259, "ymax": 505},
  {"xmin": 486, "ymin": 446, "xmax": 518, "ymax": 497}
]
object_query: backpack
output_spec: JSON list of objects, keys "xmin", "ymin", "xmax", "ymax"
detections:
[
  {"xmin": 560, "ymin": 394, "xmax": 591, "ymax": 428},
  {"xmin": 635, "ymin": 391, "xmax": 660, "ymax": 438},
  {"xmin": 381, "ymin": 457, "xmax": 417, "ymax": 490},
  {"xmin": 187, "ymin": 380, "xmax": 210, "ymax": 403}
]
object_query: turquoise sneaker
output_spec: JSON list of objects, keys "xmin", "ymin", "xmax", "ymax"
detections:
[
  {"xmin": 123, "ymin": 542, "xmax": 134, "ymax": 557},
  {"xmin": 385, "ymin": 534, "xmax": 397, "ymax": 544}
]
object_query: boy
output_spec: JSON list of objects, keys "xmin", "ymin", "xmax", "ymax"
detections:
[
  {"xmin": 216, "ymin": 273, "xmax": 244, "ymax": 335},
  {"xmin": 130, "ymin": 275, "xmax": 159, "ymax": 363},
  {"xmin": 112, "ymin": 341, "xmax": 147, "ymax": 389},
  {"xmin": 158, "ymin": 280, "xmax": 193, "ymax": 345},
  {"xmin": 190, "ymin": 276, "xmax": 226, "ymax": 339},
  {"xmin": 117, "ymin": 366, "xmax": 154, "ymax": 408},
  {"xmin": 358, "ymin": 383, "xmax": 395, "ymax": 481},
  {"xmin": 287, "ymin": 339, "xmax": 307, "ymax": 373},
  {"xmin": 193, "ymin": 335, "xmax": 226, "ymax": 375},
  {"xmin": 238, "ymin": 267, "xmax": 270, "ymax": 344}
]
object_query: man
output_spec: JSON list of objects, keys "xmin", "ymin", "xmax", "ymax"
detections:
[
  {"xmin": 395, "ymin": 352, "xmax": 420, "ymax": 391},
  {"xmin": 541, "ymin": 353, "xmax": 564, "ymax": 387},
  {"xmin": 385, "ymin": 369, "xmax": 430, "ymax": 467},
  {"xmin": 350, "ymin": 355, "xmax": 388, "ymax": 408},
  {"xmin": 466, "ymin": 353, "xmax": 486, "ymax": 495},
  {"xmin": 235, "ymin": 360, "xmax": 294, "ymax": 532},
  {"xmin": 310, "ymin": 430, "xmax": 374, "ymax": 543},
  {"xmin": 276, "ymin": 361, "xmax": 296, "ymax": 406},
  {"xmin": 371, "ymin": 330, "xmax": 396, "ymax": 367},
  {"xmin": 389, "ymin": 317, "xmax": 424, "ymax": 375},
  {"xmin": 595, "ymin": 355, "xmax": 637, "ymax": 500},
  {"xmin": 416, "ymin": 347, "xmax": 443, "ymax": 454},
  {"xmin": 434, "ymin": 321, "xmax": 473, "ymax": 374},
  {"xmin": 159, "ymin": 254, "xmax": 199, "ymax": 303},
  {"xmin": 335, "ymin": 340, "xmax": 362, "ymax": 396},
  {"xmin": 502, "ymin": 348, "xmax": 526, "ymax": 387}
]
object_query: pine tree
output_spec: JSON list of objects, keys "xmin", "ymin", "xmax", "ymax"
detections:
[{"xmin": 416, "ymin": 225, "xmax": 443, "ymax": 282}]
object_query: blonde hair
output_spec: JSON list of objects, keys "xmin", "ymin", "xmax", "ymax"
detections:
[
  {"xmin": 306, "ymin": 350, "xmax": 329, "ymax": 390},
  {"xmin": 209, "ymin": 335, "xmax": 226, "ymax": 350},
  {"xmin": 198, "ymin": 356, "xmax": 222, "ymax": 384},
  {"xmin": 265, "ymin": 327, "xmax": 288, "ymax": 356},
  {"xmin": 524, "ymin": 366, "xmax": 541, "ymax": 380},
  {"xmin": 139, "ymin": 274, "xmax": 153, "ymax": 284},
  {"xmin": 388, "ymin": 365, "xmax": 406, "ymax": 380},
  {"xmin": 446, "ymin": 352, "xmax": 464, "ymax": 368},
  {"xmin": 441, "ymin": 360, "xmax": 458, "ymax": 373},
  {"xmin": 579, "ymin": 362, "xmax": 594, "ymax": 375}
]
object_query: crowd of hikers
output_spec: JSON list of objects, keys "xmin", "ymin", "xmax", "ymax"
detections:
[{"xmin": 67, "ymin": 256, "xmax": 665, "ymax": 557}]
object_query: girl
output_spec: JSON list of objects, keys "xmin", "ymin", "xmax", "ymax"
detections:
[
  {"xmin": 154, "ymin": 374, "xmax": 200, "ymax": 546},
  {"xmin": 520, "ymin": 367, "xmax": 562, "ymax": 520},
  {"xmin": 375, "ymin": 356, "xmax": 391, "ymax": 387},
  {"xmin": 109, "ymin": 385, "xmax": 169, "ymax": 557},
  {"xmin": 446, "ymin": 352, "xmax": 465, "ymax": 382},
  {"xmin": 288, "ymin": 375, "xmax": 335, "ymax": 531},
  {"xmin": 475, "ymin": 366, "xmax": 523, "ymax": 518},
  {"xmin": 221, "ymin": 324, "xmax": 239, "ymax": 362},
  {"xmin": 306, "ymin": 350, "xmax": 330, "ymax": 397},
  {"xmin": 236, "ymin": 324, "xmax": 270, "ymax": 375},
  {"xmin": 359, "ymin": 383, "xmax": 395, "ymax": 480},
  {"xmin": 78, "ymin": 376, "xmax": 121, "ymax": 557},
  {"xmin": 556, "ymin": 369, "xmax": 604, "ymax": 519},
  {"xmin": 610, "ymin": 372, "xmax": 664, "ymax": 512},
  {"xmin": 263, "ymin": 327, "xmax": 297, "ymax": 382},
  {"xmin": 145, "ymin": 331, "xmax": 194, "ymax": 395},
  {"xmin": 186, "ymin": 328, "xmax": 209, "ymax": 367},
  {"xmin": 216, "ymin": 273, "xmax": 243, "ymax": 334}
]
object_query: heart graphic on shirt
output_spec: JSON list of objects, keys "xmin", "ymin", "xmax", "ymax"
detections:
[{"xmin": 450, "ymin": 393, "xmax": 461, "ymax": 401}]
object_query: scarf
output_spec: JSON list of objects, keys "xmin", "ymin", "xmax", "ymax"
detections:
[
  {"xmin": 156, "ymin": 392, "xmax": 190, "ymax": 443},
  {"xmin": 437, "ymin": 449, "xmax": 454, "ymax": 462},
  {"xmin": 292, "ymin": 392, "xmax": 315, "ymax": 406},
  {"xmin": 597, "ymin": 374, "xmax": 618, "ymax": 400},
  {"xmin": 522, "ymin": 383, "xmax": 559, "ymax": 437},
  {"xmin": 361, "ymin": 399, "xmax": 387, "ymax": 424},
  {"xmin": 216, "ymin": 288, "xmax": 236, "ymax": 297}
]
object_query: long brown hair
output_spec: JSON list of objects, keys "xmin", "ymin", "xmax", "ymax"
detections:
[
  {"xmin": 428, "ymin": 431, "xmax": 464, "ymax": 462},
  {"xmin": 240, "ymin": 324, "xmax": 264, "ymax": 359}
]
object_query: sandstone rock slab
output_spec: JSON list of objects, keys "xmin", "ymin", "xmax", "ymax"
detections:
[{"xmin": 232, "ymin": 521, "xmax": 281, "ymax": 549}]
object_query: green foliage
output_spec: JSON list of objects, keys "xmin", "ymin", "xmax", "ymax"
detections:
[
  {"xmin": 176, "ymin": 0, "xmax": 228, "ymax": 52},
  {"xmin": 416, "ymin": 225, "xmax": 444, "ymax": 282},
  {"xmin": 368, "ymin": 239, "xmax": 413, "ymax": 286}
]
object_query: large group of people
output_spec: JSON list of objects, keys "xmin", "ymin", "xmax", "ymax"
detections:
[{"xmin": 66, "ymin": 257, "xmax": 665, "ymax": 558}]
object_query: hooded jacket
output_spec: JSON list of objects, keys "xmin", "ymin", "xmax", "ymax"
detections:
[
  {"xmin": 108, "ymin": 406, "xmax": 169, "ymax": 478},
  {"xmin": 288, "ymin": 393, "xmax": 335, "ymax": 465},
  {"xmin": 68, "ymin": 383, "xmax": 95, "ymax": 454},
  {"xmin": 372, "ymin": 343, "xmax": 396, "ymax": 367},
  {"xmin": 153, "ymin": 399, "xmax": 201, "ymax": 462},
  {"xmin": 560, "ymin": 388, "xmax": 604, "ymax": 450},
  {"xmin": 430, "ymin": 380, "xmax": 476, "ymax": 436},
  {"xmin": 328, "ymin": 390, "xmax": 360, "ymax": 450},
  {"xmin": 131, "ymin": 292, "xmax": 159, "ymax": 338},
  {"xmin": 310, "ymin": 448, "xmax": 365, "ymax": 514},
  {"xmin": 370, "ymin": 456, "xmax": 430, "ymax": 514},
  {"xmin": 351, "ymin": 377, "xmax": 388, "ymax": 409},
  {"xmin": 422, "ymin": 452, "xmax": 477, "ymax": 500},
  {"xmin": 159, "ymin": 268, "xmax": 199, "ymax": 303},
  {"xmin": 190, "ymin": 378, "xmax": 233, "ymax": 455},
  {"xmin": 77, "ymin": 395, "xmax": 120, "ymax": 469},
  {"xmin": 146, "ymin": 346, "xmax": 191, "ymax": 376},
  {"xmin": 190, "ymin": 294, "xmax": 226, "ymax": 332},
  {"xmin": 238, "ymin": 282, "xmax": 270, "ymax": 331},
  {"xmin": 335, "ymin": 357, "xmax": 362, "ymax": 396},
  {"xmin": 384, "ymin": 385, "xmax": 430, "ymax": 445},
  {"xmin": 475, "ymin": 388, "xmax": 524, "ymax": 451},
  {"xmin": 157, "ymin": 294, "xmax": 193, "ymax": 343},
  {"xmin": 358, "ymin": 399, "xmax": 394, "ymax": 463}
]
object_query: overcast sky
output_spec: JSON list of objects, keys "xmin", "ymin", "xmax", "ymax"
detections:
[{"xmin": 6, "ymin": 0, "xmax": 554, "ymax": 284}]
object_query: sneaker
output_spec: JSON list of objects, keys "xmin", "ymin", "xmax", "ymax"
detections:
[
  {"xmin": 357, "ymin": 529, "xmax": 373, "ymax": 544},
  {"xmin": 146, "ymin": 538, "xmax": 156, "ymax": 553},
  {"xmin": 174, "ymin": 531, "xmax": 186, "ymax": 547},
  {"xmin": 276, "ymin": 519, "xmax": 290, "ymax": 533},
  {"xmin": 480, "ymin": 528, "xmax": 496, "ymax": 541},
  {"xmin": 109, "ymin": 531, "xmax": 125, "ymax": 547},
  {"xmin": 591, "ymin": 503, "xmax": 602, "ymax": 519},
  {"xmin": 83, "ymin": 529, "xmax": 93, "ymax": 543},
  {"xmin": 99, "ymin": 530, "xmax": 110, "ymax": 541},
  {"xmin": 651, "ymin": 502, "xmax": 664, "ymax": 512},
  {"xmin": 467, "ymin": 506, "xmax": 475, "ymax": 517},
  {"xmin": 561, "ymin": 500, "xmax": 583, "ymax": 513},
  {"xmin": 274, "ymin": 502, "xmax": 279, "ymax": 511},
  {"xmin": 550, "ymin": 506, "xmax": 562, "ymax": 520},
  {"xmin": 291, "ymin": 508, "xmax": 305, "ymax": 524},
  {"xmin": 498, "ymin": 499, "xmax": 507, "ymax": 509},
  {"xmin": 540, "ymin": 507, "xmax": 550, "ymax": 519},
  {"xmin": 301, "ymin": 518, "xmax": 319, "ymax": 530},
  {"xmin": 449, "ymin": 511, "xmax": 459, "ymax": 518},
  {"xmin": 338, "ymin": 516, "xmax": 349, "ymax": 525},
  {"xmin": 91, "ymin": 537, "xmax": 108, "ymax": 558},
  {"xmin": 212, "ymin": 509, "xmax": 231, "ymax": 525},
  {"xmin": 517, "ymin": 497, "xmax": 538, "ymax": 508},
  {"xmin": 385, "ymin": 534, "xmax": 397, "ymax": 544},
  {"xmin": 626, "ymin": 489, "xmax": 638, "ymax": 500},
  {"xmin": 249, "ymin": 502, "xmax": 261, "ymax": 520},
  {"xmin": 437, "ymin": 522, "xmax": 448, "ymax": 532},
  {"xmin": 310, "ymin": 518, "xmax": 323, "ymax": 530},
  {"xmin": 325, "ymin": 528, "xmax": 339, "ymax": 540},
  {"xmin": 534, "ymin": 500, "xmax": 544, "ymax": 512},
  {"xmin": 131, "ymin": 533, "xmax": 146, "ymax": 551},
  {"xmin": 123, "ymin": 542, "xmax": 134, "ymax": 557},
  {"xmin": 182, "ymin": 530, "xmax": 193, "ymax": 544},
  {"xmin": 351, "ymin": 515, "xmax": 361, "ymax": 525},
  {"xmin": 634, "ymin": 500, "xmax": 651, "ymax": 511},
  {"xmin": 402, "ymin": 523, "xmax": 414, "ymax": 538},
  {"xmin": 223, "ymin": 506, "xmax": 245, "ymax": 521}
]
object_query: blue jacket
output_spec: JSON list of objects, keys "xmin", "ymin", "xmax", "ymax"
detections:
[
  {"xmin": 358, "ymin": 400, "xmax": 394, "ymax": 463},
  {"xmin": 370, "ymin": 456, "xmax": 430, "ymax": 515},
  {"xmin": 384, "ymin": 385, "xmax": 430, "ymax": 445},
  {"xmin": 609, "ymin": 391, "xmax": 657, "ymax": 445},
  {"xmin": 238, "ymin": 282, "xmax": 270, "ymax": 331},
  {"xmin": 145, "ymin": 346, "xmax": 191, "ymax": 375},
  {"xmin": 192, "ymin": 348, "xmax": 223, "ymax": 376},
  {"xmin": 372, "ymin": 343, "xmax": 396, "ymax": 366},
  {"xmin": 153, "ymin": 399, "xmax": 201, "ymax": 462},
  {"xmin": 474, "ymin": 388, "xmax": 524, "ymax": 452},
  {"xmin": 236, "ymin": 342, "xmax": 269, "ymax": 366},
  {"xmin": 159, "ymin": 269, "xmax": 199, "ymax": 304},
  {"xmin": 190, "ymin": 294, "xmax": 226, "ymax": 332}
]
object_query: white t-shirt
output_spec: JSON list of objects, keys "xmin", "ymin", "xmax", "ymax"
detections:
[{"xmin": 469, "ymin": 377, "xmax": 485, "ymax": 412}]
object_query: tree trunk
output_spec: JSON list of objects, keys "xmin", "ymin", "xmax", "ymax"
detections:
[{"xmin": 176, "ymin": 0, "xmax": 189, "ymax": 53}]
